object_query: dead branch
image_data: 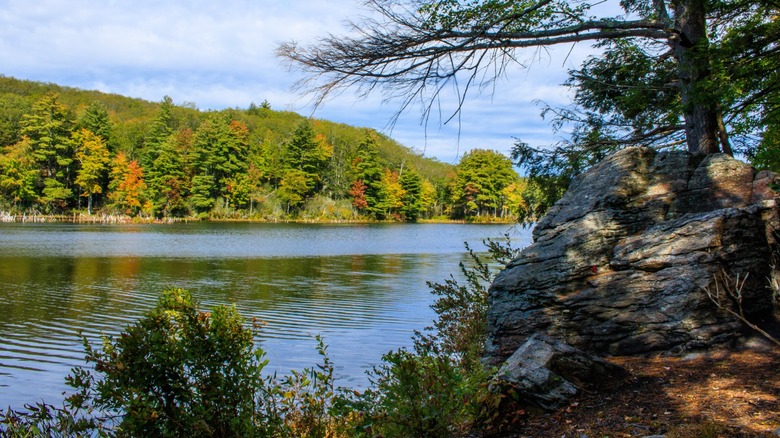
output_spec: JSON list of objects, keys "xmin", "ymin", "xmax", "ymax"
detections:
[{"xmin": 702, "ymin": 270, "xmax": 780, "ymax": 348}]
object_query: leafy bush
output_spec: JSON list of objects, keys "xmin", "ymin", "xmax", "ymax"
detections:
[
  {"xmin": 79, "ymin": 288, "xmax": 266, "ymax": 436},
  {"xmin": 260, "ymin": 336, "xmax": 362, "ymax": 437},
  {"xmin": 1, "ymin": 289, "xmax": 269, "ymax": 437},
  {"xmin": 356, "ymin": 234, "xmax": 522, "ymax": 437}
]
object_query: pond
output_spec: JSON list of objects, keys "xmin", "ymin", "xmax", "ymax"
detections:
[{"xmin": 0, "ymin": 222, "xmax": 529, "ymax": 409}]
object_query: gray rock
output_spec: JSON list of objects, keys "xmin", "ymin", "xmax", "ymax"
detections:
[
  {"xmin": 485, "ymin": 148, "xmax": 780, "ymax": 366},
  {"xmin": 494, "ymin": 334, "xmax": 626, "ymax": 411}
]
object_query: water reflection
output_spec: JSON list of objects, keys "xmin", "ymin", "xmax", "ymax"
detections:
[{"xmin": 0, "ymin": 222, "xmax": 525, "ymax": 409}]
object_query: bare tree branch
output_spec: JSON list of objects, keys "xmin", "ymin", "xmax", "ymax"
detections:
[
  {"xmin": 276, "ymin": 0, "xmax": 671, "ymax": 125},
  {"xmin": 702, "ymin": 270, "xmax": 780, "ymax": 349}
]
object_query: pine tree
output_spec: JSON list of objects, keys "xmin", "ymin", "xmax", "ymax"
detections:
[
  {"xmin": 399, "ymin": 167, "xmax": 424, "ymax": 221},
  {"xmin": 143, "ymin": 96, "xmax": 176, "ymax": 170},
  {"xmin": 20, "ymin": 93, "xmax": 75, "ymax": 211},
  {"xmin": 350, "ymin": 132, "xmax": 385, "ymax": 218},
  {"xmin": 146, "ymin": 135, "xmax": 189, "ymax": 217},
  {"xmin": 78, "ymin": 102, "xmax": 112, "ymax": 147}
]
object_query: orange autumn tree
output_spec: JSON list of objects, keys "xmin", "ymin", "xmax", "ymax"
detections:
[{"xmin": 109, "ymin": 152, "xmax": 147, "ymax": 216}]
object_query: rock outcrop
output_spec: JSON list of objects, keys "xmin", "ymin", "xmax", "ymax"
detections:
[{"xmin": 485, "ymin": 147, "xmax": 780, "ymax": 367}]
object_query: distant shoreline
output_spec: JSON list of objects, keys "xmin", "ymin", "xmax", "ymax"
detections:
[{"xmin": 0, "ymin": 211, "xmax": 517, "ymax": 225}]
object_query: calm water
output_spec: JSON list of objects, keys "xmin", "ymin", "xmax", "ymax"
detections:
[{"xmin": 0, "ymin": 222, "xmax": 527, "ymax": 409}]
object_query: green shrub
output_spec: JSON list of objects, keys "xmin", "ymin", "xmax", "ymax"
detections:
[
  {"xmin": 260, "ymin": 336, "xmax": 363, "ymax": 437},
  {"xmin": 1, "ymin": 288, "xmax": 269, "ymax": 437},
  {"xmin": 76, "ymin": 288, "xmax": 267, "ymax": 437},
  {"xmin": 361, "ymin": 347, "xmax": 494, "ymax": 438},
  {"xmin": 357, "ymin": 234, "xmax": 522, "ymax": 437}
]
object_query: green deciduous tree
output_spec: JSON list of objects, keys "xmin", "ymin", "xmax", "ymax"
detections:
[
  {"xmin": 277, "ymin": 169, "xmax": 312, "ymax": 212},
  {"xmin": 377, "ymin": 169, "xmax": 405, "ymax": 219},
  {"xmin": 0, "ymin": 93, "xmax": 32, "ymax": 148},
  {"xmin": 0, "ymin": 138, "xmax": 38, "ymax": 208},
  {"xmin": 752, "ymin": 124, "xmax": 780, "ymax": 172},
  {"xmin": 450, "ymin": 149, "xmax": 519, "ymax": 218}
]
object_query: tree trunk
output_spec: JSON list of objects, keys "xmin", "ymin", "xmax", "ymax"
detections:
[
  {"xmin": 672, "ymin": 0, "xmax": 720, "ymax": 156},
  {"xmin": 716, "ymin": 105, "xmax": 734, "ymax": 156}
]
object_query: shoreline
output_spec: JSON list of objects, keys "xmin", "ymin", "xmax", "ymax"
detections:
[{"xmin": 0, "ymin": 211, "xmax": 518, "ymax": 225}]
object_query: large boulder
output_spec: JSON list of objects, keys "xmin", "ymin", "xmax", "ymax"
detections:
[{"xmin": 485, "ymin": 148, "xmax": 780, "ymax": 366}]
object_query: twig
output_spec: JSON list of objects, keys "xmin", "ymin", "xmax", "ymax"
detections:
[{"xmin": 702, "ymin": 270, "xmax": 780, "ymax": 348}]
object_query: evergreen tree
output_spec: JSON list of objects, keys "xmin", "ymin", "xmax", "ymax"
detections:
[
  {"xmin": 143, "ymin": 96, "xmax": 176, "ymax": 170},
  {"xmin": 399, "ymin": 166, "xmax": 424, "ymax": 222},
  {"xmin": 283, "ymin": 120, "xmax": 330, "ymax": 196},
  {"xmin": 190, "ymin": 115, "xmax": 249, "ymax": 214},
  {"xmin": 350, "ymin": 132, "xmax": 385, "ymax": 218},
  {"xmin": 146, "ymin": 135, "xmax": 189, "ymax": 217},
  {"xmin": 20, "ymin": 93, "xmax": 75, "ymax": 211},
  {"xmin": 78, "ymin": 102, "xmax": 112, "ymax": 147}
]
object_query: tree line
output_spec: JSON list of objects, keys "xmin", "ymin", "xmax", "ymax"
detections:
[{"xmin": 0, "ymin": 79, "xmax": 526, "ymax": 221}]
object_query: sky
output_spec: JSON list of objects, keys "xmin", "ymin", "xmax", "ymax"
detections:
[{"xmin": 0, "ymin": 0, "xmax": 596, "ymax": 164}]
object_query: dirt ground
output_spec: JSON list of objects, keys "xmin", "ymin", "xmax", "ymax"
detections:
[{"xmin": 506, "ymin": 341, "xmax": 779, "ymax": 437}]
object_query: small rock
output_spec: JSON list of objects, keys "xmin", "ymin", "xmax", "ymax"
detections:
[{"xmin": 494, "ymin": 334, "xmax": 626, "ymax": 411}]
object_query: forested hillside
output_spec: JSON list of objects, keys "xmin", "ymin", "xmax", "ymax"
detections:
[{"xmin": 0, "ymin": 76, "xmax": 524, "ymax": 221}]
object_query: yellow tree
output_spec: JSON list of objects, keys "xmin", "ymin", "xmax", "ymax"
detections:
[
  {"xmin": 378, "ymin": 169, "xmax": 405, "ymax": 219},
  {"xmin": 419, "ymin": 179, "xmax": 438, "ymax": 218},
  {"xmin": 501, "ymin": 180, "xmax": 528, "ymax": 220},
  {"xmin": 73, "ymin": 128, "xmax": 110, "ymax": 214},
  {"xmin": 0, "ymin": 138, "xmax": 39, "ymax": 208}
]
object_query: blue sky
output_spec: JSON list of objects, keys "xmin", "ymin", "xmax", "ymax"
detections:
[{"xmin": 0, "ymin": 0, "xmax": 593, "ymax": 164}]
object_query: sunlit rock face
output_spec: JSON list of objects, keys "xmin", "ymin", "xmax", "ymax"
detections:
[{"xmin": 485, "ymin": 147, "xmax": 780, "ymax": 366}]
